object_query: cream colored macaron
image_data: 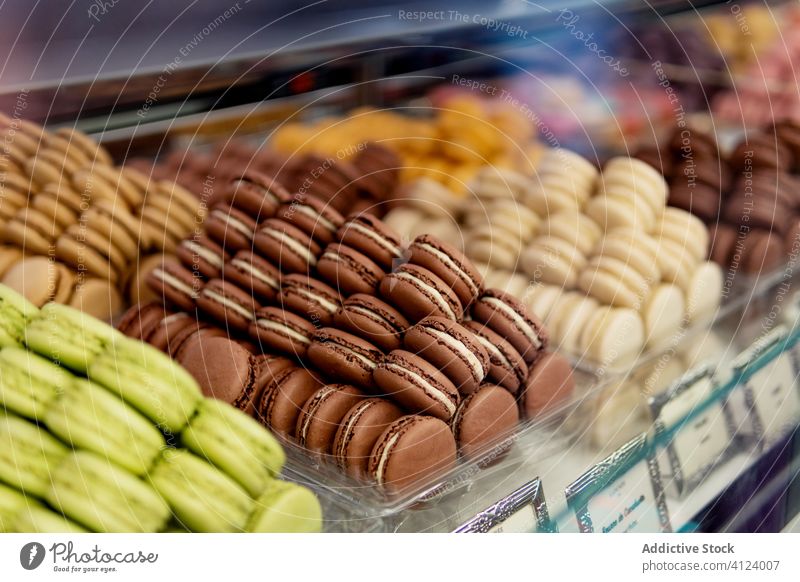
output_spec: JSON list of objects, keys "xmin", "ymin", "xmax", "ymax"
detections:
[
  {"xmin": 520, "ymin": 283, "xmax": 563, "ymax": 322},
  {"xmin": 580, "ymin": 306, "xmax": 645, "ymax": 365},
  {"xmin": 643, "ymin": 284, "xmax": 685, "ymax": 348},
  {"xmin": 655, "ymin": 238, "xmax": 696, "ymax": 291},
  {"xmin": 483, "ymin": 269, "xmax": 530, "ymax": 298},
  {"xmin": 484, "ymin": 199, "xmax": 541, "ymax": 241},
  {"xmin": 548, "ymin": 291, "xmax": 599, "ymax": 353},
  {"xmin": 684, "ymin": 261, "xmax": 723, "ymax": 322},
  {"xmin": 467, "ymin": 224, "xmax": 522, "ymax": 270},
  {"xmin": 591, "ymin": 230, "xmax": 661, "ymax": 284},
  {"xmin": 578, "ymin": 255, "xmax": 650, "ymax": 308},
  {"xmin": 382, "ymin": 207, "xmax": 427, "ymax": 241},
  {"xmin": 656, "ymin": 207, "xmax": 709, "ymax": 263},
  {"xmin": 536, "ymin": 148, "xmax": 598, "ymax": 193},
  {"xmin": 601, "ymin": 156, "xmax": 668, "ymax": 212},
  {"xmin": 541, "ymin": 210, "xmax": 602, "ymax": 255},
  {"xmin": 520, "ymin": 235, "xmax": 586, "ymax": 287},
  {"xmin": 399, "ymin": 177, "xmax": 463, "ymax": 217},
  {"xmin": 526, "ymin": 174, "xmax": 584, "ymax": 216}
]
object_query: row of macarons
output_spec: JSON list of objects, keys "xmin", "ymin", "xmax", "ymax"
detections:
[{"xmin": 0, "ymin": 285, "xmax": 321, "ymax": 532}]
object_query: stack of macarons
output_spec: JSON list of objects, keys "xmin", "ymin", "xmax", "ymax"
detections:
[
  {"xmin": 0, "ymin": 115, "xmax": 207, "ymax": 320},
  {"xmin": 0, "ymin": 284, "xmax": 322, "ymax": 533},
  {"xmin": 123, "ymin": 173, "xmax": 576, "ymax": 493}
]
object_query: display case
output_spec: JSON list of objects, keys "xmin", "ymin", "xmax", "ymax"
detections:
[{"xmin": 1, "ymin": 0, "xmax": 798, "ymax": 534}]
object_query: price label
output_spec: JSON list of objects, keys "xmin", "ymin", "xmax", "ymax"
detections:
[
  {"xmin": 566, "ymin": 434, "xmax": 671, "ymax": 533},
  {"xmin": 650, "ymin": 369, "xmax": 733, "ymax": 493},
  {"xmin": 746, "ymin": 350, "xmax": 800, "ymax": 445},
  {"xmin": 454, "ymin": 479, "xmax": 553, "ymax": 533}
]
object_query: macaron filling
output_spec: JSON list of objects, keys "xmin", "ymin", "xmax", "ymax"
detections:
[
  {"xmin": 263, "ymin": 228, "xmax": 318, "ymax": 266},
  {"xmin": 211, "ymin": 209, "xmax": 254, "ymax": 240},
  {"xmin": 200, "ymin": 289, "xmax": 254, "ymax": 321},
  {"xmin": 230, "ymin": 258, "xmax": 280, "ymax": 290},
  {"xmin": 375, "ymin": 430, "xmax": 402, "ymax": 486},
  {"xmin": 181, "ymin": 240, "xmax": 224, "ymax": 268},
  {"xmin": 384, "ymin": 362, "xmax": 456, "ymax": 416},
  {"xmin": 348, "ymin": 222, "xmax": 401, "ymax": 258},
  {"xmin": 393, "ymin": 271, "xmax": 456, "ymax": 320},
  {"xmin": 254, "ymin": 318, "xmax": 311, "ymax": 344},
  {"xmin": 296, "ymin": 205, "xmax": 336, "ymax": 231},
  {"xmin": 474, "ymin": 334, "xmax": 522, "ymax": 381},
  {"xmin": 423, "ymin": 326, "xmax": 485, "ymax": 383},
  {"xmin": 348, "ymin": 305, "xmax": 400, "ymax": 332},
  {"xmin": 290, "ymin": 287, "xmax": 339, "ymax": 314},
  {"xmin": 482, "ymin": 296, "xmax": 542, "ymax": 349},
  {"xmin": 152, "ymin": 268, "xmax": 198, "ymax": 299},
  {"xmin": 417, "ymin": 242, "xmax": 479, "ymax": 296}
]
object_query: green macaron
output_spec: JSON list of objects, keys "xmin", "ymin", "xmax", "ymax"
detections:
[
  {"xmin": 10, "ymin": 502, "xmax": 88, "ymax": 533},
  {"xmin": 149, "ymin": 449, "xmax": 254, "ymax": 533},
  {"xmin": 0, "ymin": 483, "xmax": 28, "ymax": 532},
  {"xmin": 0, "ymin": 413, "xmax": 69, "ymax": 498},
  {"xmin": 25, "ymin": 303, "xmax": 125, "ymax": 373},
  {"xmin": 44, "ymin": 379, "xmax": 166, "ymax": 475},
  {"xmin": 87, "ymin": 338, "xmax": 202, "ymax": 433},
  {"xmin": 181, "ymin": 399, "xmax": 286, "ymax": 497},
  {"xmin": 0, "ymin": 347, "xmax": 75, "ymax": 420},
  {"xmin": 46, "ymin": 450, "xmax": 171, "ymax": 533},
  {"xmin": 0, "ymin": 284, "xmax": 39, "ymax": 348},
  {"xmin": 246, "ymin": 480, "xmax": 323, "ymax": 533}
]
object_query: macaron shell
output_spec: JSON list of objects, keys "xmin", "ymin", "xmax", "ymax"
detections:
[
  {"xmin": 68, "ymin": 277, "xmax": 125, "ymax": 322},
  {"xmin": 196, "ymin": 278, "xmax": 259, "ymax": 333},
  {"xmin": 451, "ymin": 384, "xmax": 518, "ymax": 460},
  {"xmin": 471, "ymin": 289, "xmax": 547, "ymax": 365},
  {"xmin": 247, "ymin": 480, "xmax": 322, "ymax": 533},
  {"xmin": 332, "ymin": 398, "xmax": 403, "ymax": 479},
  {"xmin": 337, "ymin": 214, "xmax": 403, "ymax": 269},
  {"xmin": 581, "ymin": 307, "xmax": 644, "ymax": 365},
  {"xmin": 306, "ymin": 328, "xmax": 382, "ymax": 388},
  {"xmin": 249, "ymin": 307, "xmax": 315, "ymax": 358},
  {"xmin": 295, "ymin": 385, "xmax": 364, "ymax": 453},
  {"xmin": 178, "ymin": 336, "xmax": 255, "ymax": 410},
  {"xmin": 521, "ymin": 352, "xmax": 575, "ymax": 417},
  {"xmin": 408, "ymin": 234, "xmax": 482, "ymax": 309},
  {"xmin": 1, "ymin": 256, "xmax": 60, "ymax": 307},
  {"xmin": 333, "ymin": 294, "xmax": 410, "ymax": 352},
  {"xmin": 259, "ymin": 368, "xmax": 322, "ymax": 436},
  {"xmin": 222, "ymin": 250, "xmax": 282, "ymax": 305},
  {"xmin": 369, "ymin": 415, "xmax": 457, "ymax": 492},
  {"xmin": 253, "ymin": 218, "xmax": 320, "ymax": 274},
  {"xmin": 379, "ymin": 264, "xmax": 462, "ymax": 323},
  {"xmin": 643, "ymin": 284, "xmax": 685, "ymax": 348},
  {"xmin": 464, "ymin": 320, "xmax": 527, "ymax": 395},
  {"xmin": 685, "ymin": 262, "xmax": 723, "ymax": 323},
  {"xmin": 317, "ymin": 243, "xmax": 384, "ymax": 297}
]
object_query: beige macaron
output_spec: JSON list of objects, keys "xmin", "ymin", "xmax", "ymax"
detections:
[
  {"xmin": 642, "ymin": 284, "xmax": 685, "ymax": 348},
  {"xmin": 548, "ymin": 291, "xmax": 599, "ymax": 353},
  {"xmin": 54, "ymin": 128, "xmax": 114, "ymax": 166},
  {"xmin": 521, "ymin": 283, "xmax": 563, "ymax": 322},
  {"xmin": 656, "ymin": 207, "xmax": 709, "ymax": 263},
  {"xmin": 578, "ymin": 255, "xmax": 651, "ymax": 308},
  {"xmin": 684, "ymin": 261, "xmax": 723, "ymax": 323},
  {"xmin": 1, "ymin": 256, "xmax": 76, "ymax": 307},
  {"xmin": 467, "ymin": 224, "xmax": 523, "ymax": 270},
  {"xmin": 541, "ymin": 210, "xmax": 602, "ymax": 255},
  {"xmin": 655, "ymin": 238, "xmax": 696, "ymax": 291},
  {"xmin": 591, "ymin": 230, "xmax": 661, "ymax": 284},
  {"xmin": 580, "ymin": 306, "xmax": 644, "ymax": 365},
  {"xmin": 0, "ymin": 245, "xmax": 23, "ymax": 277},
  {"xmin": 521, "ymin": 235, "xmax": 586, "ymax": 288},
  {"xmin": 69, "ymin": 276, "xmax": 125, "ymax": 322}
]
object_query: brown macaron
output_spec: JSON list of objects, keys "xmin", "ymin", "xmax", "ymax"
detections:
[
  {"xmin": 668, "ymin": 182, "xmax": 720, "ymax": 223},
  {"xmin": 404, "ymin": 316, "xmax": 489, "ymax": 395},
  {"xmin": 374, "ymin": 349, "xmax": 460, "ymax": 421},
  {"xmin": 332, "ymin": 398, "xmax": 404, "ymax": 479},
  {"xmin": 257, "ymin": 366, "xmax": 322, "ymax": 437},
  {"xmin": 741, "ymin": 229, "xmax": 784, "ymax": 275},
  {"xmin": 368, "ymin": 415, "xmax": 457, "ymax": 492},
  {"xmin": 317, "ymin": 243, "xmax": 384, "ymax": 296},
  {"xmin": 295, "ymin": 384, "xmax": 365, "ymax": 454},
  {"xmin": 333, "ymin": 293, "xmax": 410, "ymax": 352},
  {"xmin": 380, "ymin": 263, "xmax": 462, "ymax": 323},
  {"xmin": 277, "ymin": 194, "xmax": 345, "ymax": 246},
  {"xmin": 408, "ymin": 234, "xmax": 483, "ymax": 309},
  {"xmin": 520, "ymin": 351, "xmax": 575, "ymax": 418},
  {"xmin": 195, "ymin": 278, "xmax": 260, "ymax": 333},
  {"xmin": 451, "ymin": 383, "xmax": 519, "ymax": 460},
  {"xmin": 336, "ymin": 213, "xmax": 403, "ymax": 270},
  {"xmin": 471, "ymin": 289, "xmax": 548, "ymax": 365},
  {"xmin": 222, "ymin": 250, "xmax": 282, "ymax": 304},
  {"xmin": 464, "ymin": 320, "xmax": 528, "ymax": 395},
  {"xmin": 253, "ymin": 218, "xmax": 321, "ymax": 274},
  {"xmin": 177, "ymin": 234, "xmax": 229, "ymax": 279},
  {"xmin": 306, "ymin": 328, "xmax": 383, "ymax": 389},
  {"xmin": 147, "ymin": 312, "xmax": 197, "ymax": 353},
  {"xmin": 116, "ymin": 302, "xmax": 170, "ymax": 341},
  {"xmin": 249, "ymin": 306, "xmax": 316, "ymax": 358},
  {"xmin": 146, "ymin": 260, "xmax": 201, "ymax": 312},
  {"xmin": 226, "ymin": 170, "xmax": 290, "ymax": 219},
  {"xmin": 178, "ymin": 336, "xmax": 261, "ymax": 414},
  {"xmin": 205, "ymin": 204, "xmax": 257, "ymax": 252},
  {"xmin": 278, "ymin": 274, "xmax": 342, "ymax": 327}
]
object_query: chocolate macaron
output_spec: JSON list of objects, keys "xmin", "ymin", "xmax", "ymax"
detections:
[
  {"xmin": 146, "ymin": 261, "xmax": 201, "ymax": 312},
  {"xmin": 176, "ymin": 234, "xmax": 229, "ymax": 279},
  {"xmin": 451, "ymin": 384, "xmax": 519, "ymax": 459},
  {"xmin": 336, "ymin": 213, "xmax": 403, "ymax": 270},
  {"xmin": 295, "ymin": 384, "xmax": 364, "ymax": 454},
  {"xmin": 374, "ymin": 350, "xmax": 460, "ymax": 421},
  {"xmin": 369, "ymin": 415, "xmax": 457, "ymax": 492},
  {"xmin": 333, "ymin": 398, "xmax": 403, "ymax": 479},
  {"xmin": 226, "ymin": 171, "xmax": 289, "ymax": 219},
  {"xmin": 116, "ymin": 302, "xmax": 169, "ymax": 342},
  {"xmin": 222, "ymin": 250, "xmax": 282, "ymax": 304},
  {"xmin": 278, "ymin": 274, "xmax": 342, "ymax": 327},
  {"xmin": 471, "ymin": 289, "xmax": 548, "ymax": 365},
  {"xmin": 404, "ymin": 316, "xmax": 489, "ymax": 395},
  {"xmin": 408, "ymin": 234, "xmax": 483, "ymax": 309},
  {"xmin": 464, "ymin": 321, "xmax": 528, "ymax": 395},
  {"xmin": 196, "ymin": 278, "xmax": 260, "ymax": 333},
  {"xmin": 316, "ymin": 243, "xmax": 384, "ymax": 296},
  {"xmin": 278, "ymin": 194, "xmax": 345, "ymax": 246},
  {"xmin": 258, "ymin": 367, "xmax": 322, "ymax": 437},
  {"xmin": 205, "ymin": 204, "xmax": 257, "ymax": 252},
  {"xmin": 520, "ymin": 351, "xmax": 575, "ymax": 418},
  {"xmin": 306, "ymin": 328, "xmax": 383, "ymax": 389},
  {"xmin": 380, "ymin": 263, "xmax": 462, "ymax": 323},
  {"xmin": 253, "ymin": 218, "xmax": 320, "ymax": 274},
  {"xmin": 249, "ymin": 306, "xmax": 316, "ymax": 358},
  {"xmin": 333, "ymin": 294, "xmax": 410, "ymax": 352}
]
